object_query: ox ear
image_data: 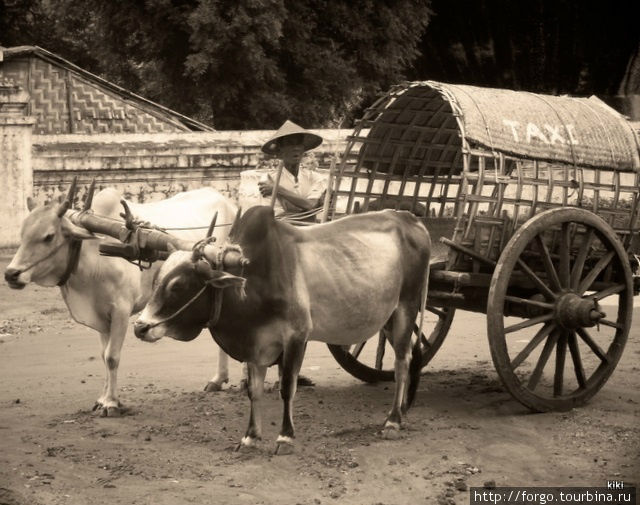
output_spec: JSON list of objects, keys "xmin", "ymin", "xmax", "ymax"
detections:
[
  {"xmin": 205, "ymin": 270, "xmax": 246, "ymax": 290},
  {"xmin": 194, "ymin": 260, "xmax": 245, "ymax": 290},
  {"xmin": 26, "ymin": 196, "xmax": 37, "ymax": 211},
  {"xmin": 60, "ymin": 217, "xmax": 96, "ymax": 240}
]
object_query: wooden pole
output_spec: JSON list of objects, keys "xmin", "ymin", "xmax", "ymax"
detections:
[
  {"xmin": 270, "ymin": 160, "xmax": 284, "ymax": 209},
  {"xmin": 320, "ymin": 155, "xmax": 336, "ymax": 223}
]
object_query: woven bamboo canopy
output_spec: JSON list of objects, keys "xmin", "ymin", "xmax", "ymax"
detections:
[{"xmin": 355, "ymin": 81, "xmax": 640, "ymax": 175}]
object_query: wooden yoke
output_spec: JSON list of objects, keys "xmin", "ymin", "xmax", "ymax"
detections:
[{"xmin": 64, "ymin": 184, "xmax": 247, "ymax": 270}]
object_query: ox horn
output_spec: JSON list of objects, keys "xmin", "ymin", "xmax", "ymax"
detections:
[
  {"xmin": 57, "ymin": 176, "xmax": 78, "ymax": 217},
  {"xmin": 83, "ymin": 178, "xmax": 96, "ymax": 211},
  {"xmin": 206, "ymin": 211, "xmax": 219, "ymax": 238}
]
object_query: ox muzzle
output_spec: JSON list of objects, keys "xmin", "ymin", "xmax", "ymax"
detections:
[
  {"xmin": 4, "ymin": 268, "xmax": 26, "ymax": 289},
  {"xmin": 133, "ymin": 320, "xmax": 153, "ymax": 340}
]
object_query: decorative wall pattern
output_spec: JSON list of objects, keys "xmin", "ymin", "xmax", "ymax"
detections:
[{"xmin": 0, "ymin": 54, "xmax": 199, "ymax": 134}]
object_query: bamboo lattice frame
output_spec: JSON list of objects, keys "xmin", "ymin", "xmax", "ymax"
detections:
[{"xmin": 324, "ymin": 81, "xmax": 640, "ymax": 275}]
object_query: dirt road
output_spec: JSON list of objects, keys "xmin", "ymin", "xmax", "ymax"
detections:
[{"xmin": 0, "ymin": 252, "xmax": 638, "ymax": 505}]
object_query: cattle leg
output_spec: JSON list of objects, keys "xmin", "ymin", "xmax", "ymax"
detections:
[
  {"xmin": 275, "ymin": 339, "xmax": 307, "ymax": 455},
  {"xmin": 237, "ymin": 363, "xmax": 267, "ymax": 450},
  {"xmin": 204, "ymin": 347, "xmax": 230, "ymax": 392},
  {"xmin": 93, "ymin": 332, "xmax": 110, "ymax": 412},
  {"xmin": 94, "ymin": 308, "xmax": 128, "ymax": 417},
  {"xmin": 383, "ymin": 305, "xmax": 416, "ymax": 438}
]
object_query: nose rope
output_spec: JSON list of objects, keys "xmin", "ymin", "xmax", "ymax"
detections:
[
  {"xmin": 145, "ymin": 284, "xmax": 210, "ymax": 330},
  {"xmin": 142, "ymin": 243, "xmax": 245, "ymax": 332},
  {"xmin": 14, "ymin": 241, "xmax": 67, "ymax": 275},
  {"xmin": 12, "ymin": 238, "xmax": 82, "ymax": 287},
  {"xmin": 144, "ymin": 280, "xmax": 226, "ymax": 330}
]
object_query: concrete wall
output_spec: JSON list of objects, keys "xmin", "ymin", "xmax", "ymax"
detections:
[
  {"xmin": 0, "ymin": 83, "xmax": 35, "ymax": 248},
  {"xmin": 31, "ymin": 129, "xmax": 350, "ymax": 207}
]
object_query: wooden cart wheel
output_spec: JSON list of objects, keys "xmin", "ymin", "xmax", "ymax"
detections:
[
  {"xmin": 487, "ymin": 208, "xmax": 633, "ymax": 412},
  {"xmin": 327, "ymin": 305, "xmax": 455, "ymax": 383}
]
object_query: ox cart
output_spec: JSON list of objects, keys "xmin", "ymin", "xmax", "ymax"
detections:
[
  {"xmin": 320, "ymin": 81, "xmax": 640, "ymax": 412},
  {"xmin": 64, "ymin": 80, "xmax": 640, "ymax": 413}
]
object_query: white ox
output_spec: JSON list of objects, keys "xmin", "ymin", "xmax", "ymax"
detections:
[{"xmin": 4, "ymin": 187, "xmax": 237, "ymax": 416}]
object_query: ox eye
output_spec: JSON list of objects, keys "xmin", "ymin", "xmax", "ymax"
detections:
[
  {"xmin": 43, "ymin": 233, "xmax": 55, "ymax": 243},
  {"xmin": 166, "ymin": 277, "xmax": 185, "ymax": 294}
]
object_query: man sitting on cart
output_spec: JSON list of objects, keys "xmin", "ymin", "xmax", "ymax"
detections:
[
  {"xmin": 256, "ymin": 120, "xmax": 325, "ymax": 386},
  {"xmin": 258, "ymin": 120, "xmax": 326, "ymax": 223}
]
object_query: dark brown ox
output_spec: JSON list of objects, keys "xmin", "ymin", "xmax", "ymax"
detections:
[{"xmin": 134, "ymin": 206, "xmax": 431, "ymax": 453}]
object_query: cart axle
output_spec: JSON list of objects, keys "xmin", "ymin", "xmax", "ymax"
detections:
[{"xmin": 555, "ymin": 292, "xmax": 605, "ymax": 329}]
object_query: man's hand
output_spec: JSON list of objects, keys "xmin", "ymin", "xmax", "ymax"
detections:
[{"xmin": 258, "ymin": 174, "xmax": 274, "ymax": 197}]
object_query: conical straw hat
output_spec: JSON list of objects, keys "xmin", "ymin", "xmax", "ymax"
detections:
[{"xmin": 261, "ymin": 120, "xmax": 323, "ymax": 155}]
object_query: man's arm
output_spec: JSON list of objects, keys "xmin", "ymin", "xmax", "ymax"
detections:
[
  {"xmin": 273, "ymin": 185, "xmax": 323, "ymax": 211},
  {"xmin": 258, "ymin": 177, "xmax": 324, "ymax": 211}
]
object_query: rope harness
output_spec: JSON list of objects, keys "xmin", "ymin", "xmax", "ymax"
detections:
[
  {"xmin": 16, "ymin": 238, "xmax": 81, "ymax": 287},
  {"xmin": 57, "ymin": 239, "xmax": 83, "ymax": 286},
  {"xmin": 17, "ymin": 241, "xmax": 67, "ymax": 275},
  {"xmin": 93, "ymin": 211, "xmax": 233, "ymax": 231},
  {"xmin": 144, "ymin": 284, "xmax": 214, "ymax": 330},
  {"xmin": 144, "ymin": 243, "xmax": 245, "ymax": 330}
]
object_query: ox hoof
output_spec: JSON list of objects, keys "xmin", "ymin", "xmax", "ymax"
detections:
[
  {"xmin": 104, "ymin": 406, "xmax": 123, "ymax": 418},
  {"xmin": 382, "ymin": 421, "xmax": 402, "ymax": 440},
  {"xmin": 382, "ymin": 428, "xmax": 402, "ymax": 440},
  {"xmin": 93, "ymin": 405, "xmax": 123, "ymax": 417},
  {"xmin": 274, "ymin": 436, "xmax": 295, "ymax": 456},
  {"xmin": 235, "ymin": 436, "xmax": 260, "ymax": 452},
  {"xmin": 204, "ymin": 381, "xmax": 224, "ymax": 393}
]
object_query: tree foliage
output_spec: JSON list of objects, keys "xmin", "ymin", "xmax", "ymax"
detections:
[
  {"xmin": 1, "ymin": 0, "xmax": 432, "ymax": 129},
  {"xmin": 1, "ymin": 0, "xmax": 638, "ymax": 128}
]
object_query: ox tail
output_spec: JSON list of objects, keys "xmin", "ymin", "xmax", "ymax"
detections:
[
  {"xmin": 406, "ymin": 334, "xmax": 422, "ymax": 409},
  {"xmin": 406, "ymin": 259, "xmax": 430, "ymax": 409}
]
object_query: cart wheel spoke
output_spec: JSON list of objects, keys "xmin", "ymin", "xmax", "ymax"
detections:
[
  {"xmin": 576, "ymin": 327, "xmax": 608, "ymax": 363},
  {"xmin": 567, "ymin": 331, "xmax": 587, "ymax": 389},
  {"xmin": 577, "ymin": 251, "xmax": 615, "ymax": 294},
  {"xmin": 426, "ymin": 306, "xmax": 446, "ymax": 318},
  {"xmin": 535, "ymin": 235, "xmax": 561, "ymax": 292},
  {"xmin": 504, "ymin": 313, "xmax": 554, "ymax": 334},
  {"xmin": 570, "ymin": 229, "xmax": 595, "ymax": 290},
  {"xmin": 418, "ymin": 306, "xmax": 455, "ymax": 368},
  {"xmin": 374, "ymin": 332, "xmax": 386, "ymax": 370},
  {"xmin": 553, "ymin": 332, "xmax": 568, "ymax": 397},
  {"xmin": 414, "ymin": 324, "xmax": 431, "ymax": 348},
  {"xmin": 527, "ymin": 330, "xmax": 559, "ymax": 390},
  {"xmin": 516, "ymin": 258, "xmax": 557, "ymax": 300},
  {"xmin": 505, "ymin": 295, "xmax": 554, "ymax": 310},
  {"xmin": 599, "ymin": 319, "xmax": 623, "ymax": 330},
  {"xmin": 586, "ymin": 283, "xmax": 626, "ymax": 301},
  {"xmin": 559, "ymin": 222, "xmax": 571, "ymax": 288},
  {"xmin": 350, "ymin": 341, "xmax": 366, "ymax": 359},
  {"xmin": 511, "ymin": 322, "xmax": 556, "ymax": 370}
]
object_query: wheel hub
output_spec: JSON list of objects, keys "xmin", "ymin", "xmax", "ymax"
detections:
[{"xmin": 555, "ymin": 292, "xmax": 605, "ymax": 329}]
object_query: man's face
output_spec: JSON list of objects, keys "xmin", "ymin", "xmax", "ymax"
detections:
[{"xmin": 278, "ymin": 136, "xmax": 305, "ymax": 166}]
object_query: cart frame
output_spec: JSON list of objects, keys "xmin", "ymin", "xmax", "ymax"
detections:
[{"xmin": 322, "ymin": 81, "xmax": 640, "ymax": 411}]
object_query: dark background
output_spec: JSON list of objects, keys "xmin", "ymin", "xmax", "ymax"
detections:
[{"xmin": 1, "ymin": 0, "xmax": 639, "ymax": 128}]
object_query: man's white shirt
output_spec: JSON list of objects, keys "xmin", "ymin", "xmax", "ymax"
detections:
[{"xmin": 270, "ymin": 167, "xmax": 326, "ymax": 216}]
